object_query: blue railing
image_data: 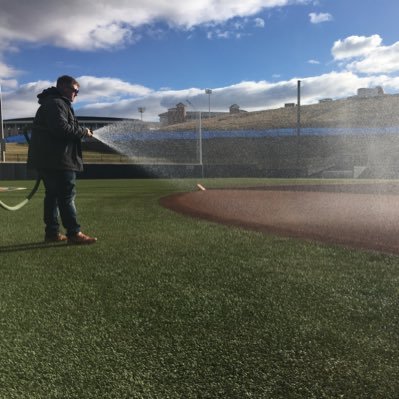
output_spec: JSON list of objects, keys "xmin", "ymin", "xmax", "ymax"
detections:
[{"xmin": 6, "ymin": 126, "xmax": 399, "ymax": 143}]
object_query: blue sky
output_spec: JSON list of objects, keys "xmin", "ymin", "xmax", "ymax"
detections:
[{"xmin": 1, "ymin": 0, "xmax": 399, "ymax": 122}]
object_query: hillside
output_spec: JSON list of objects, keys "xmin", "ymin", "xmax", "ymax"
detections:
[{"xmin": 163, "ymin": 95, "xmax": 399, "ymax": 131}]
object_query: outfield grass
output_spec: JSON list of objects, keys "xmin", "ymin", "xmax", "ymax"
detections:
[{"xmin": 1, "ymin": 178, "xmax": 398, "ymax": 398}]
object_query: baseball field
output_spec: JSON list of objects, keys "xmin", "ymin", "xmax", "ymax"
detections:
[{"xmin": 1, "ymin": 178, "xmax": 398, "ymax": 398}]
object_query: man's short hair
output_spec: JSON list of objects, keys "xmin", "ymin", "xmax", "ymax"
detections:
[{"xmin": 56, "ymin": 75, "xmax": 80, "ymax": 88}]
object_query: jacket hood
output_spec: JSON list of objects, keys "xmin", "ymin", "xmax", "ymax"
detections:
[{"xmin": 37, "ymin": 87, "xmax": 68, "ymax": 105}]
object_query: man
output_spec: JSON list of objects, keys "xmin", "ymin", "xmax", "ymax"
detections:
[{"xmin": 28, "ymin": 75, "xmax": 97, "ymax": 245}]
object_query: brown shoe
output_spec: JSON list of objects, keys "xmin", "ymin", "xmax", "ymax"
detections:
[
  {"xmin": 68, "ymin": 232, "xmax": 97, "ymax": 245},
  {"xmin": 45, "ymin": 233, "xmax": 68, "ymax": 243}
]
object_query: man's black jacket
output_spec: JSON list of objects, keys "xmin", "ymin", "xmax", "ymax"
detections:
[{"xmin": 27, "ymin": 87, "xmax": 88, "ymax": 171}]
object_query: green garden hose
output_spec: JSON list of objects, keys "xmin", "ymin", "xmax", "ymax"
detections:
[
  {"xmin": 0, "ymin": 130, "xmax": 41, "ymax": 211},
  {"xmin": 0, "ymin": 177, "xmax": 41, "ymax": 211}
]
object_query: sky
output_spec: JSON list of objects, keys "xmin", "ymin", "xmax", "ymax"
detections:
[{"xmin": 1, "ymin": 0, "xmax": 399, "ymax": 122}]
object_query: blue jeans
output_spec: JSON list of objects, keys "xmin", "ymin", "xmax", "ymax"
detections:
[{"xmin": 40, "ymin": 169, "xmax": 81, "ymax": 237}]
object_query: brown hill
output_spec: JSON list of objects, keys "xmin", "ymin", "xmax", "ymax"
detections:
[{"xmin": 163, "ymin": 95, "xmax": 399, "ymax": 131}]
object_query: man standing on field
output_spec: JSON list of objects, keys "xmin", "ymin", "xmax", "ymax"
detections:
[{"xmin": 28, "ymin": 75, "xmax": 97, "ymax": 245}]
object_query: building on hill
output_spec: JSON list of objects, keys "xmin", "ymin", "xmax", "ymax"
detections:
[
  {"xmin": 159, "ymin": 103, "xmax": 246, "ymax": 126},
  {"xmin": 319, "ymin": 98, "xmax": 333, "ymax": 103},
  {"xmin": 160, "ymin": 103, "xmax": 188, "ymax": 125},
  {"xmin": 230, "ymin": 104, "xmax": 247, "ymax": 114},
  {"xmin": 357, "ymin": 86, "xmax": 384, "ymax": 98}
]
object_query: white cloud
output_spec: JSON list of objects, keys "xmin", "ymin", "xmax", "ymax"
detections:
[
  {"xmin": 347, "ymin": 42, "xmax": 399, "ymax": 74},
  {"xmin": 209, "ymin": 30, "xmax": 232, "ymax": 39},
  {"xmin": 332, "ymin": 34, "xmax": 382, "ymax": 60},
  {"xmin": 84, "ymin": 71, "xmax": 399, "ymax": 121},
  {"xmin": 1, "ymin": 80, "xmax": 54, "ymax": 118},
  {"xmin": 205, "ymin": 16, "xmax": 263, "ymax": 40},
  {"xmin": 76, "ymin": 76, "xmax": 152, "ymax": 101},
  {"xmin": 4, "ymin": 25, "xmax": 399, "ymax": 123},
  {"xmin": 1, "ymin": 76, "xmax": 152, "ymax": 119},
  {"xmin": 6, "ymin": 70, "xmax": 399, "ymax": 122},
  {"xmin": 309, "ymin": 12, "xmax": 333, "ymax": 24},
  {"xmin": 0, "ymin": 0, "xmax": 304, "ymax": 52},
  {"xmin": 0, "ymin": 61, "xmax": 20, "ymax": 80},
  {"xmin": 254, "ymin": 18, "xmax": 265, "ymax": 28},
  {"xmin": 0, "ymin": 79, "xmax": 18, "ymax": 90},
  {"xmin": 308, "ymin": 59, "xmax": 320, "ymax": 65},
  {"xmin": 332, "ymin": 34, "xmax": 399, "ymax": 75}
]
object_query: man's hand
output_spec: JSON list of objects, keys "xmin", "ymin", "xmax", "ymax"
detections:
[{"xmin": 86, "ymin": 128, "xmax": 94, "ymax": 138}]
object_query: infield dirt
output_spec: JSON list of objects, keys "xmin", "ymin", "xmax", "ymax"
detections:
[{"xmin": 161, "ymin": 183, "xmax": 399, "ymax": 254}]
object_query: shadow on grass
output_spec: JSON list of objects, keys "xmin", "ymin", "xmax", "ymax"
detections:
[{"xmin": 0, "ymin": 241, "xmax": 68, "ymax": 253}]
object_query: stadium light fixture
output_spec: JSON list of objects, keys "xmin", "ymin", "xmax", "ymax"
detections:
[{"xmin": 138, "ymin": 107, "xmax": 146, "ymax": 121}]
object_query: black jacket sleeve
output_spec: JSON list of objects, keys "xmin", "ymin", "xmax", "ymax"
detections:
[{"xmin": 44, "ymin": 98, "xmax": 87, "ymax": 141}]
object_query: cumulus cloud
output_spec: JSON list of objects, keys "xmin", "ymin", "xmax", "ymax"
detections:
[
  {"xmin": 332, "ymin": 34, "xmax": 399, "ymax": 74},
  {"xmin": 0, "ymin": 61, "xmax": 20, "ymax": 80},
  {"xmin": 6, "ymin": 70, "xmax": 399, "ymax": 122},
  {"xmin": 1, "ymin": 76, "xmax": 153, "ymax": 119},
  {"xmin": 332, "ymin": 34, "xmax": 382, "ymax": 60},
  {"xmin": 0, "ymin": 0, "xmax": 302, "ymax": 52},
  {"xmin": 2, "ymin": 6, "xmax": 399, "ymax": 125},
  {"xmin": 82, "ymin": 30, "xmax": 399, "ymax": 120},
  {"xmin": 347, "ymin": 42, "xmax": 399, "ymax": 74},
  {"xmin": 309, "ymin": 12, "xmax": 333, "ymax": 24},
  {"xmin": 0, "ymin": 79, "xmax": 18, "ymax": 90},
  {"xmin": 1, "ymin": 80, "xmax": 54, "ymax": 118},
  {"xmin": 77, "ymin": 71, "xmax": 399, "ymax": 121},
  {"xmin": 4, "ymin": 33, "xmax": 399, "ymax": 121},
  {"xmin": 76, "ymin": 76, "xmax": 153, "ymax": 101}
]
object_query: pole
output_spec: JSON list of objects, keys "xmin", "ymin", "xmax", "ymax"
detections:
[
  {"xmin": 186, "ymin": 99, "xmax": 204, "ymax": 178},
  {"xmin": 199, "ymin": 111, "xmax": 203, "ymax": 178},
  {"xmin": 138, "ymin": 107, "xmax": 145, "ymax": 121},
  {"xmin": 296, "ymin": 80, "xmax": 301, "ymax": 176},
  {"xmin": 0, "ymin": 83, "xmax": 5, "ymax": 162},
  {"xmin": 205, "ymin": 89, "xmax": 212, "ymax": 119},
  {"xmin": 296, "ymin": 80, "xmax": 301, "ymax": 136}
]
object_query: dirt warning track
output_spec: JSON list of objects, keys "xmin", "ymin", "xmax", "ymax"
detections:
[{"xmin": 160, "ymin": 184, "xmax": 399, "ymax": 255}]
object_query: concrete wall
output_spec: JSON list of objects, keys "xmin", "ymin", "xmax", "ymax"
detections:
[
  {"xmin": 0, "ymin": 163, "xmax": 305, "ymax": 180},
  {"xmin": 0, "ymin": 163, "xmax": 38, "ymax": 180}
]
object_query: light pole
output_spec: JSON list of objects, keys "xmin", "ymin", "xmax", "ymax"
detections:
[
  {"xmin": 186, "ymin": 99, "xmax": 203, "ymax": 178},
  {"xmin": 296, "ymin": 80, "xmax": 301, "ymax": 136},
  {"xmin": 296, "ymin": 80, "xmax": 301, "ymax": 177},
  {"xmin": 0, "ymin": 83, "xmax": 5, "ymax": 162},
  {"xmin": 205, "ymin": 89, "xmax": 212, "ymax": 119},
  {"xmin": 138, "ymin": 107, "xmax": 145, "ymax": 121}
]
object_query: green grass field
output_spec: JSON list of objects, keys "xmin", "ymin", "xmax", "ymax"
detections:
[{"xmin": 1, "ymin": 178, "xmax": 398, "ymax": 398}]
